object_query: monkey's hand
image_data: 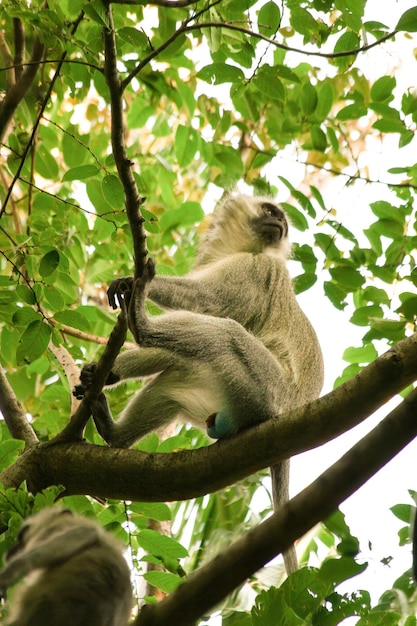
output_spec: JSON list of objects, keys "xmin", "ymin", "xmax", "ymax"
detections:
[
  {"xmin": 72, "ymin": 362, "xmax": 120, "ymax": 399},
  {"xmin": 107, "ymin": 276, "xmax": 134, "ymax": 310}
]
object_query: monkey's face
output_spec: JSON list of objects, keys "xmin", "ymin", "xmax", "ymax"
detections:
[
  {"xmin": 196, "ymin": 193, "xmax": 291, "ymax": 265},
  {"xmin": 251, "ymin": 202, "xmax": 288, "ymax": 247}
]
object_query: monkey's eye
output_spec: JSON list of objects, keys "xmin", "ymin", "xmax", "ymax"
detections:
[{"xmin": 261, "ymin": 203, "xmax": 284, "ymax": 220}]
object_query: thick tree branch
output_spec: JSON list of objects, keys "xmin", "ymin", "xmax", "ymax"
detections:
[
  {"xmin": 52, "ymin": 312, "xmax": 128, "ymax": 442},
  {"xmin": 0, "ymin": 36, "xmax": 45, "ymax": 144},
  {"xmin": 0, "ymin": 366, "xmax": 38, "ymax": 448},
  {"xmin": 136, "ymin": 387, "xmax": 417, "ymax": 626},
  {"xmin": 103, "ymin": 6, "xmax": 147, "ymax": 275},
  {"xmin": 3, "ymin": 332, "xmax": 416, "ymax": 500},
  {"xmin": 55, "ymin": 5, "xmax": 148, "ymax": 442},
  {"xmin": 13, "ymin": 18, "xmax": 25, "ymax": 81}
]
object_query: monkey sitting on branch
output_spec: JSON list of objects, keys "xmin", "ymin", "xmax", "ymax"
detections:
[
  {"xmin": 76, "ymin": 193, "xmax": 324, "ymax": 574},
  {"xmin": 0, "ymin": 507, "xmax": 132, "ymax": 626}
]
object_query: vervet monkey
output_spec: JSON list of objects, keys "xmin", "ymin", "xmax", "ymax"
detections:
[
  {"xmin": 77, "ymin": 193, "xmax": 324, "ymax": 573},
  {"xmin": 0, "ymin": 507, "xmax": 132, "ymax": 626}
]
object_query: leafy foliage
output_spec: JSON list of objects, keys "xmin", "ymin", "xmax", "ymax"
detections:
[{"xmin": 0, "ymin": 0, "xmax": 417, "ymax": 622}]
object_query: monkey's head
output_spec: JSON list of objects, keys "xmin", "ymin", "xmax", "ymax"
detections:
[
  {"xmin": 196, "ymin": 193, "xmax": 291, "ymax": 265},
  {"xmin": 5, "ymin": 508, "xmax": 73, "ymax": 562}
]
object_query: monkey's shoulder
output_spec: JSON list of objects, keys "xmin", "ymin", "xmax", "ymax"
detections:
[{"xmin": 193, "ymin": 251, "xmax": 289, "ymax": 283}]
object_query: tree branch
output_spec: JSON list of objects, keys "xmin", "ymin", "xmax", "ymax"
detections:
[
  {"xmin": 123, "ymin": 20, "xmax": 397, "ymax": 88},
  {"xmin": 0, "ymin": 36, "xmax": 45, "ymax": 144},
  {"xmin": 0, "ymin": 366, "xmax": 38, "ymax": 448},
  {"xmin": 136, "ymin": 387, "xmax": 417, "ymax": 626},
  {"xmin": 55, "ymin": 4, "xmax": 148, "ymax": 442},
  {"xmin": 13, "ymin": 18, "xmax": 25, "ymax": 81},
  {"xmin": 4, "ymin": 331, "xmax": 416, "ymax": 500},
  {"xmin": 103, "ymin": 5, "xmax": 147, "ymax": 275}
]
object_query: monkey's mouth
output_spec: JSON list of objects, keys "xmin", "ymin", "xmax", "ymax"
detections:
[{"xmin": 255, "ymin": 220, "xmax": 286, "ymax": 243}]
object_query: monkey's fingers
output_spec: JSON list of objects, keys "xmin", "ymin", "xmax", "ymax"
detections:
[
  {"xmin": 107, "ymin": 277, "xmax": 134, "ymax": 309},
  {"xmin": 143, "ymin": 257, "xmax": 156, "ymax": 282},
  {"xmin": 72, "ymin": 384, "xmax": 86, "ymax": 399}
]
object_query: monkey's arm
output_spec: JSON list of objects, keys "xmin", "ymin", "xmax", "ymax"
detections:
[{"xmin": 0, "ymin": 526, "xmax": 97, "ymax": 590}]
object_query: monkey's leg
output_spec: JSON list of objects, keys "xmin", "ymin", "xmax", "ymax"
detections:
[
  {"xmin": 130, "ymin": 272, "xmax": 283, "ymax": 429},
  {"xmin": 89, "ymin": 365, "xmax": 209, "ymax": 448}
]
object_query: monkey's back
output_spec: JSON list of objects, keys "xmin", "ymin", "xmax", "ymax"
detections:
[{"xmin": 193, "ymin": 251, "xmax": 324, "ymax": 407}]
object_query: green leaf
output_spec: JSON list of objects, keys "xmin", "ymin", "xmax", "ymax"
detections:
[
  {"xmin": 62, "ymin": 130, "xmax": 89, "ymax": 168},
  {"xmin": 310, "ymin": 125, "xmax": 327, "ymax": 151},
  {"xmin": 396, "ymin": 7, "xmax": 417, "ymax": 32},
  {"xmin": 350, "ymin": 305, "xmax": 383, "ymax": 326},
  {"xmin": 102, "ymin": 174, "xmax": 124, "ymax": 208},
  {"xmin": 370, "ymin": 76, "xmax": 396, "ymax": 102},
  {"xmin": 333, "ymin": 32, "xmax": 361, "ymax": 70},
  {"xmin": 301, "ymin": 83, "xmax": 318, "ymax": 115},
  {"xmin": 258, "ymin": 1, "xmax": 281, "ymax": 36},
  {"xmin": 253, "ymin": 66, "xmax": 285, "ymax": 101},
  {"xmin": 39, "ymin": 249, "xmax": 60, "ymax": 278},
  {"xmin": 390, "ymin": 503, "xmax": 413, "ymax": 524},
  {"xmin": 83, "ymin": 0, "xmax": 110, "ymax": 28},
  {"xmin": 197, "ymin": 63, "xmax": 245, "ymax": 85},
  {"xmin": 281, "ymin": 203, "xmax": 308, "ymax": 231},
  {"xmin": 319, "ymin": 556, "xmax": 367, "ymax": 586},
  {"xmin": 369, "ymin": 200, "xmax": 404, "ymax": 222},
  {"xmin": 54, "ymin": 310, "xmax": 90, "ymax": 331},
  {"xmin": 336, "ymin": 103, "xmax": 367, "ymax": 121},
  {"xmin": 294, "ymin": 272, "xmax": 317, "ymax": 294},
  {"xmin": 0, "ymin": 440, "xmax": 25, "ymax": 471},
  {"xmin": 16, "ymin": 320, "xmax": 51, "ymax": 365},
  {"xmin": 144, "ymin": 570, "xmax": 182, "ymax": 593},
  {"xmin": 373, "ymin": 117, "xmax": 406, "ymax": 133},
  {"xmin": 329, "ymin": 266, "xmax": 365, "ymax": 290},
  {"xmin": 118, "ymin": 27, "xmax": 149, "ymax": 50},
  {"xmin": 315, "ymin": 82, "xmax": 334, "ymax": 121},
  {"xmin": 15, "ymin": 285, "xmax": 36, "ymax": 305},
  {"xmin": 138, "ymin": 529, "xmax": 188, "ymax": 559},
  {"xmin": 159, "ymin": 202, "xmax": 204, "ymax": 231},
  {"xmin": 174, "ymin": 125, "xmax": 200, "ymax": 168},
  {"xmin": 334, "ymin": 0, "xmax": 364, "ymax": 32},
  {"xmin": 36, "ymin": 144, "xmax": 59, "ymax": 180},
  {"xmin": 62, "ymin": 164, "xmax": 100, "ymax": 182},
  {"xmin": 342, "ymin": 344, "xmax": 377, "ymax": 364}
]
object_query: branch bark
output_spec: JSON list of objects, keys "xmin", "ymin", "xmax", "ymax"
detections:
[
  {"xmin": 54, "ymin": 5, "xmax": 148, "ymax": 442},
  {"xmin": 0, "ymin": 32, "xmax": 44, "ymax": 144},
  {"xmin": 136, "ymin": 387, "xmax": 417, "ymax": 626},
  {"xmin": 2, "ymin": 331, "xmax": 416, "ymax": 500},
  {"xmin": 0, "ymin": 367, "xmax": 38, "ymax": 448}
]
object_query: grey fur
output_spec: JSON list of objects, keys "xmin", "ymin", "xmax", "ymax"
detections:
[
  {"xmin": 84, "ymin": 193, "xmax": 324, "ymax": 573},
  {"xmin": 0, "ymin": 507, "xmax": 132, "ymax": 626}
]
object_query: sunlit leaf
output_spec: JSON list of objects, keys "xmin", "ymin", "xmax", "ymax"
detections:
[
  {"xmin": 396, "ymin": 7, "xmax": 417, "ymax": 32},
  {"xmin": 16, "ymin": 320, "xmax": 51, "ymax": 365}
]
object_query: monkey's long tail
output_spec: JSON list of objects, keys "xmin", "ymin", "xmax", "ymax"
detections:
[{"xmin": 270, "ymin": 459, "xmax": 298, "ymax": 575}]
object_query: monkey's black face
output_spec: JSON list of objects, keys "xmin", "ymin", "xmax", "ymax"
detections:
[
  {"xmin": 5, "ymin": 525, "xmax": 29, "ymax": 561},
  {"xmin": 251, "ymin": 202, "xmax": 288, "ymax": 246}
]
